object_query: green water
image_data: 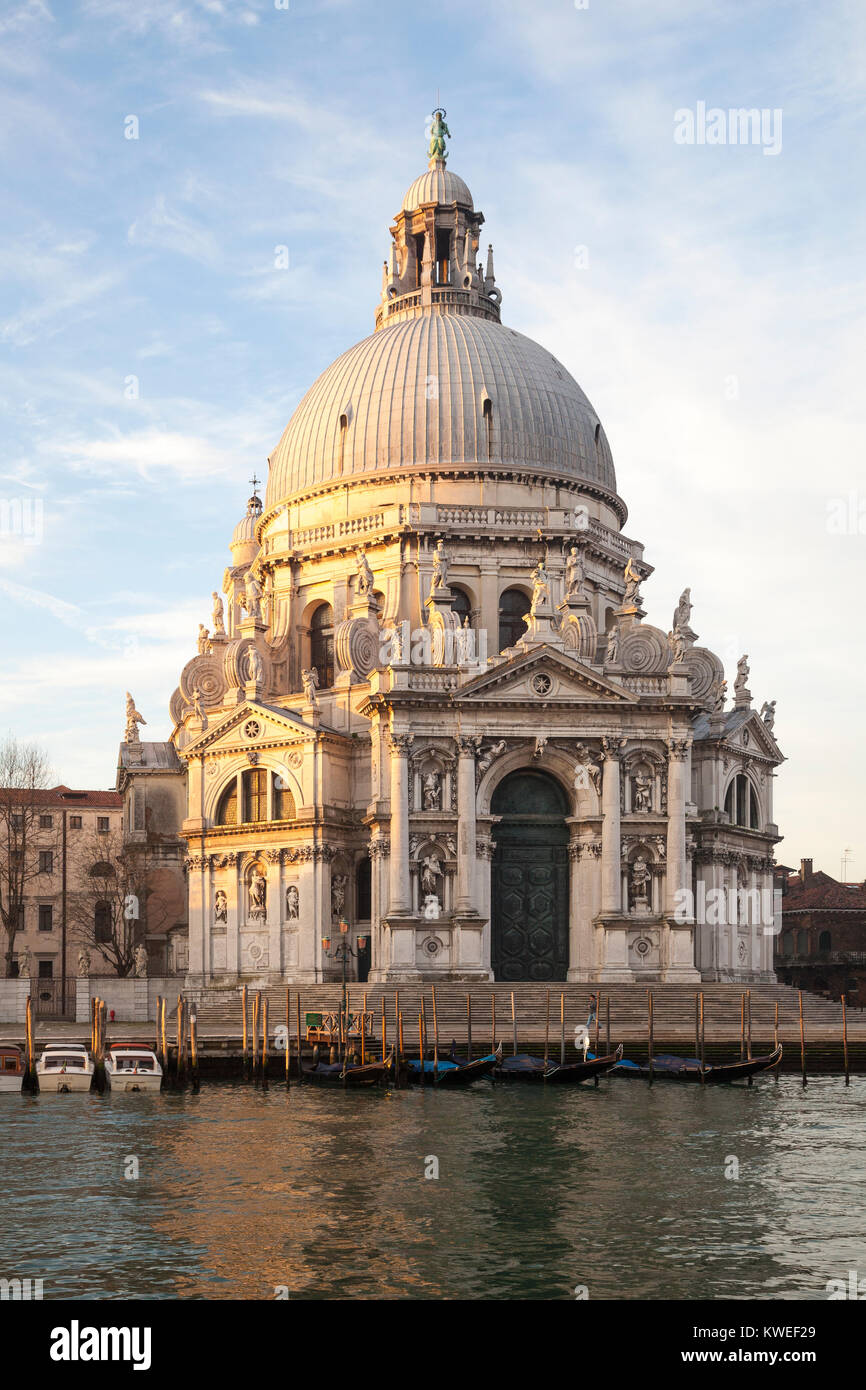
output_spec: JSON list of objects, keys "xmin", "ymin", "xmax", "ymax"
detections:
[{"xmin": 1, "ymin": 1077, "xmax": 864, "ymax": 1300}]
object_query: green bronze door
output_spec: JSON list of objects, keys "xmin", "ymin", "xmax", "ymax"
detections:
[{"xmin": 491, "ymin": 770, "xmax": 569, "ymax": 981}]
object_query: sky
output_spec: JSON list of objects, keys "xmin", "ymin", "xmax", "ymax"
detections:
[{"xmin": 0, "ymin": 0, "xmax": 864, "ymax": 880}]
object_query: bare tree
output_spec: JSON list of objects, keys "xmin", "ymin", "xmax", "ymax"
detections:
[
  {"xmin": 67, "ymin": 825, "xmax": 171, "ymax": 977},
  {"xmin": 0, "ymin": 737, "xmax": 55, "ymax": 977}
]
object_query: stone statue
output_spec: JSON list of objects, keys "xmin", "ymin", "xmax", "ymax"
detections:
[
  {"xmin": 422, "ymin": 771, "xmax": 441, "ymax": 809},
  {"xmin": 244, "ymin": 569, "xmax": 262, "ymax": 621},
  {"xmin": 606, "ymin": 627, "xmax": 619, "ymax": 664},
  {"xmin": 529, "ymin": 561, "xmax": 551, "ymax": 615},
  {"xmin": 191, "ymin": 686, "xmax": 205, "ymax": 720},
  {"xmin": 355, "ymin": 550, "xmax": 375, "ymax": 595},
  {"xmin": 285, "ymin": 885, "xmax": 299, "ymax": 920},
  {"xmin": 331, "ymin": 873, "xmax": 347, "ymax": 919},
  {"xmin": 197, "ymin": 624, "xmax": 211, "ymax": 655},
  {"xmin": 246, "ymin": 646, "xmax": 264, "ymax": 685},
  {"xmin": 564, "ymin": 545, "xmax": 585, "ymax": 599},
  {"xmin": 248, "ymin": 867, "xmax": 267, "ymax": 922},
  {"xmin": 214, "ymin": 890, "xmax": 228, "ymax": 924},
  {"xmin": 623, "ymin": 557, "xmax": 642, "ymax": 607},
  {"xmin": 428, "ymin": 108, "xmax": 451, "ymax": 160},
  {"xmin": 431, "ymin": 538, "xmax": 449, "ymax": 592},
  {"xmin": 633, "ymin": 773, "xmax": 652, "ymax": 813},
  {"xmin": 630, "ymin": 856, "xmax": 650, "ymax": 906},
  {"xmin": 673, "ymin": 587, "xmax": 692, "ymax": 633},
  {"xmin": 455, "ymin": 616, "xmax": 473, "ymax": 664},
  {"xmin": 760, "ymin": 699, "xmax": 777, "ymax": 731},
  {"xmin": 669, "ymin": 628, "xmax": 687, "ymax": 665},
  {"xmin": 17, "ymin": 946, "xmax": 31, "ymax": 977},
  {"xmin": 710, "ymin": 676, "xmax": 727, "ymax": 713},
  {"xmin": 301, "ymin": 667, "xmax": 319, "ymax": 705},
  {"xmin": 574, "ymin": 743, "xmax": 602, "ymax": 795},
  {"xmin": 734, "ymin": 654, "xmax": 751, "ymax": 704},
  {"xmin": 77, "ymin": 947, "xmax": 91, "ymax": 976},
  {"xmin": 421, "ymin": 853, "xmax": 441, "ymax": 896},
  {"xmin": 212, "ymin": 591, "xmax": 225, "ymax": 634},
  {"xmin": 133, "ymin": 943, "xmax": 148, "ymax": 978},
  {"xmin": 477, "ymin": 739, "xmax": 506, "ymax": 776},
  {"xmin": 124, "ymin": 692, "xmax": 146, "ymax": 745}
]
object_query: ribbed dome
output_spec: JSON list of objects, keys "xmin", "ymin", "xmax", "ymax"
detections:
[
  {"xmin": 402, "ymin": 159, "xmax": 473, "ymax": 211},
  {"xmin": 231, "ymin": 493, "xmax": 262, "ymax": 548},
  {"xmin": 266, "ymin": 313, "xmax": 616, "ymax": 505}
]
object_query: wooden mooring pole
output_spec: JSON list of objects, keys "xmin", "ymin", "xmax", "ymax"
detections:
[
  {"xmin": 251, "ymin": 991, "xmax": 259, "ymax": 1086},
  {"xmin": 799, "ymin": 990, "xmax": 807, "ymax": 1087},
  {"xmin": 418, "ymin": 1015, "xmax": 425, "ymax": 1087},
  {"xmin": 842, "ymin": 994, "xmax": 850, "ymax": 1085},
  {"xmin": 261, "ymin": 997, "xmax": 269, "ymax": 1090},
  {"xmin": 285, "ymin": 989, "xmax": 291, "ymax": 1089},
  {"xmin": 544, "ymin": 989, "xmax": 550, "ymax": 1070},
  {"xmin": 647, "ymin": 991, "xmax": 654, "ymax": 1086},
  {"xmin": 491, "ymin": 993, "xmax": 495, "ymax": 1056},
  {"xmin": 740, "ymin": 993, "xmax": 746, "ymax": 1061},
  {"xmin": 381, "ymin": 995, "xmax": 387, "ymax": 1063},
  {"xmin": 699, "ymin": 991, "xmax": 706, "ymax": 1084},
  {"xmin": 24, "ymin": 994, "xmax": 37, "ymax": 1092},
  {"xmin": 594, "ymin": 994, "xmax": 601, "ymax": 1056},
  {"xmin": 746, "ymin": 989, "xmax": 753, "ymax": 1087},
  {"xmin": 296, "ymin": 991, "xmax": 303, "ymax": 1085},
  {"xmin": 560, "ymin": 992, "xmax": 565, "ymax": 1066},
  {"xmin": 511, "ymin": 991, "xmax": 517, "ymax": 1057},
  {"xmin": 606, "ymin": 996, "xmax": 611, "ymax": 1055},
  {"xmin": 431, "ymin": 986, "xmax": 439, "ymax": 1081},
  {"xmin": 190, "ymin": 1009, "xmax": 200, "ymax": 1092},
  {"xmin": 241, "ymin": 983, "xmax": 249, "ymax": 1080},
  {"xmin": 466, "ymin": 994, "xmax": 472, "ymax": 1062}
]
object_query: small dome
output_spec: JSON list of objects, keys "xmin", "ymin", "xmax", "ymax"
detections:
[
  {"xmin": 402, "ymin": 159, "xmax": 473, "ymax": 212},
  {"xmin": 231, "ymin": 493, "xmax": 262, "ymax": 549}
]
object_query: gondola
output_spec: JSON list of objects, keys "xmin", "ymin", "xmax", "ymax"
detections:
[
  {"xmin": 494, "ymin": 1044, "xmax": 622, "ymax": 1083},
  {"xmin": 406, "ymin": 1042, "xmax": 502, "ymax": 1086},
  {"xmin": 300, "ymin": 1045, "xmax": 395, "ymax": 1088},
  {"xmin": 610, "ymin": 1043, "xmax": 783, "ymax": 1083}
]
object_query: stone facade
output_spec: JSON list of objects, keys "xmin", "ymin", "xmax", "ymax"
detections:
[{"xmin": 121, "ymin": 122, "xmax": 785, "ymax": 988}]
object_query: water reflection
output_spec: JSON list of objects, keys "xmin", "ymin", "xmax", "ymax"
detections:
[{"xmin": 0, "ymin": 1078, "xmax": 863, "ymax": 1300}]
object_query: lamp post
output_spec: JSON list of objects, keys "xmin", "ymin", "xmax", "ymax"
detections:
[{"xmin": 321, "ymin": 920, "xmax": 368, "ymax": 1069}]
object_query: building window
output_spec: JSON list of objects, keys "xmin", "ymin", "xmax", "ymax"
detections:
[
  {"xmin": 356, "ymin": 857, "xmax": 372, "ymax": 920},
  {"xmin": 97, "ymin": 816, "xmax": 110, "ymax": 833},
  {"xmin": 40, "ymin": 814, "xmax": 53, "ymax": 829},
  {"xmin": 70, "ymin": 815, "xmax": 83, "ymax": 829},
  {"xmin": 338, "ymin": 412, "xmax": 348, "ymax": 474},
  {"xmin": 38, "ymin": 960, "xmax": 53, "ymax": 979},
  {"xmin": 310, "ymin": 603, "xmax": 335, "ymax": 688},
  {"xmin": 38, "ymin": 905, "xmax": 53, "ymax": 932},
  {"xmin": 243, "ymin": 768, "xmax": 268, "ymax": 823},
  {"xmin": 796, "ymin": 928, "xmax": 809, "ymax": 955},
  {"xmin": 414, "ymin": 231, "xmax": 425, "ymax": 287},
  {"xmin": 450, "ymin": 587, "xmax": 472, "ymax": 626},
  {"xmin": 94, "ymin": 902, "xmax": 113, "ymax": 943},
  {"xmin": 724, "ymin": 775, "xmax": 760, "ymax": 830},
  {"xmin": 498, "ymin": 587, "xmax": 531, "ymax": 651},
  {"xmin": 781, "ymin": 931, "xmax": 793, "ymax": 957},
  {"xmin": 272, "ymin": 780, "xmax": 295, "ymax": 822},
  {"xmin": 818, "ymin": 930, "xmax": 831, "ymax": 952},
  {"xmin": 483, "ymin": 396, "xmax": 493, "ymax": 461},
  {"xmin": 39, "ymin": 850, "xmax": 54, "ymax": 874},
  {"xmin": 435, "ymin": 228, "xmax": 451, "ymax": 285},
  {"xmin": 216, "ymin": 780, "xmax": 237, "ymax": 826}
]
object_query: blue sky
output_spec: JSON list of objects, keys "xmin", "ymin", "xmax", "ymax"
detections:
[{"xmin": 1, "ymin": 0, "xmax": 864, "ymax": 879}]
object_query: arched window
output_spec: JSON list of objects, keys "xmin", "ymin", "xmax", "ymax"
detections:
[
  {"xmin": 818, "ymin": 930, "xmax": 831, "ymax": 952},
  {"xmin": 498, "ymin": 587, "xmax": 531, "ymax": 651},
  {"xmin": 89, "ymin": 861, "xmax": 116, "ymax": 879},
  {"xmin": 272, "ymin": 781, "xmax": 296, "ymax": 822},
  {"xmin": 356, "ymin": 857, "xmax": 372, "ymax": 920},
  {"xmin": 724, "ymin": 774, "xmax": 761, "ymax": 829},
  {"xmin": 797, "ymin": 928, "xmax": 809, "ymax": 955},
  {"xmin": 94, "ymin": 901, "xmax": 113, "ymax": 943},
  {"xmin": 217, "ymin": 780, "xmax": 237, "ymax": 826},
  {"xmin": 243, "ymin": 768, "xmax": 268, "ymax": 823},
  {"xmin": 338, "ymin": 413, "xmax": 348, "ymax": 474},
  {"xmin": 482, "ymin": 396, "xmax": 493, "ymax": 460},
  {"xmin": 781, "ymin": 931, "xmax": 793, "ymax": 957},
  {"xmin": 450, "ymin": 587, "xmax": 472, "ymax": 626},
  {"xmin": 310, "ymin": 603, "xmax": 335, "ymax": 688}
]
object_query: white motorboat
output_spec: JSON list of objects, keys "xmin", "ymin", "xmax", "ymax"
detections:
[
  {"xmin": 0, "ymin": 1042, "xmax": 24, "ymax": 1093},
  {"xmin": 36, "ymin": 1041, "xmax": 95, "ymax": 1093},
  {"xmin": 105, "ymin": 1043, "xmax": 163, "ymax": 1093}
]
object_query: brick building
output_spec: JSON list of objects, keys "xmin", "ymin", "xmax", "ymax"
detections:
[{"xmin": 775, "ymin": 858, "xmax": 866, "ymax": 1001}]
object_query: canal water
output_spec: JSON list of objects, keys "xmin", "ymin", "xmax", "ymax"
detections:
[{"xmin": 1, "ymin": 1077, "xmax": 863, "ymax": 1300}]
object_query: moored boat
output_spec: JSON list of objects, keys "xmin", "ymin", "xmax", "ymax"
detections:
[
  {"xmin": 35, "ymin": 1041, "xmax": 95, "ymax": 1093},
  {"xmin": 105, "ymin": 1043, "xmax": 163, "ymax": 1093},
  {"xmin": 0, "ymin": 1042, "xmax": 24, "ymax": 1094},
  {"xmin": 611, "ymin": 1043, "xmax": 783, "ymax": 1083},
  {"xmin": 301, "ymin": 1045, "xmax": 395, "ymax": 1088},
  {"xmin": 543, "ymin": 1043, "xmax": 624, "ymax": 1084},
  {"xmin": 407, "ymin": 1042, "xmax": 503, "ymax": 1086}
]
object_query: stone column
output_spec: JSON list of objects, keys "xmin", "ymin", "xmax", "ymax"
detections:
[
  {"xmin": 455, "ymin": 737, "xmax": 477, "ymax": 912},
  {"xmin": 600, "ymin": 738, "xmax": 623, "ymax": 914},
  {"xmin": 388, "ymin": 731, "xmax": 413, "ymax": 913},
  {"xmin": 666, "ymin": 738, "xmax": 691, "ymax": 915}
]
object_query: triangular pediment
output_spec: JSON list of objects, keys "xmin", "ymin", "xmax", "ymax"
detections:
[
  {"xmin": 181, "ymin": 701, "xmax": 324, "ymax": 759},
  {"xmin": 454, "ymin": 645, "xmax": 638, "ymax": 705},
  {"xmin": 725, "ymin": 708, "xmax": 784, "ymax": 763}
]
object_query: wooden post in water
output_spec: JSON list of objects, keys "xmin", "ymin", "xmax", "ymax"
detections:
[
  {"xmin": 606, "ymin": 996, "xmax": 611, "ymax": 1054},
  {"xmin": 647, "ymin": 991, "xmax": 654, "ymax": 1086},
  {"xmin": 285, "ymin": 989, "xmax": 291, "ymax": 1089},
  {"xmin": 381, "ymin": 996, "xmax": 387, "ymax": 1062},
  {"xmin": 842, "ymin": 994, "xmax": 850, "ymax": 1086},
  {"xmin": 261, "ymin": 996, "xmax": 269, "ymax": 1090},
  {"xmin": 560, "ymin": 992, "xmax": 565, "ymax": 1066},
  {"xmin": 190, "ymin": 1009, "xmax": 200, "ymax": 1092},
  {"xmin": 241, "ymin": 984, "xmax": 248, "ymax": 1080},
  {"xmin": 594, "ymin": 994, "xmax": 601, "ymax": 1055},
  {"xmin": 466, "ymin": 994, "xmax": 473, "ymax": 1062},
  {"xmin": 746, "ymin": 989, "xmax": 753, "ymax": 1087},
  {"xmin": 740, "ymin": 993, "xmax": 745, "ymax": 1060},
  {"xmin": 544, "ymin": 990, "xmax": 550, "ymax": 1070},
  {"xmin": 24, "ymin": 993, "xmax": 36, "ymax": 1092},
  {"xmin": 699, "ymin": 991, "xmax": 706, "ymax": 1084},
  {"xmin": 296, "ymin": 991, "xmax": 303, "ymax": 1084},
  {"xmin": 161, "ymin": 997, "xmax": 168, "ymax": 1074},
  {"xmin": 431, "ymin": 986, "xmax": 439, "ymax": 1081},
  {"xmin": 799, "ymin": 990, "xmax": 807, "ymax": 1087},
  {"xmin": 175, "ymin": 994, "xmax": 184, "ymax": 1087},
  {"xmin": 418, "ymin": 1014, "xmax": 425, "ymax": 1087},
  {"xmin": 491, "ymin": 994, "xmax": 496, "ymax": 1056},
  {"xmin": 510, "ymin": 991, "xmax": 517, "ymax": 1057},
  {"xmin": 251, "ymin": 991, "xmax": 259, "ymax": 1086},
  {"xmin": 774, "ymin": 1001, "xmax": 779, "ymax": 1048}
]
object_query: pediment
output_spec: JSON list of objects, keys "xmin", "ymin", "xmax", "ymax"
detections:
[
  {"xmin": 726, "ymin": 709, "xmax": 784, "ymax": 763},
  {"xmin": 182, "ymin": 701, "xmax": 317, "ymax": 758},
  {"xmin": 454, "ymin": 645, "xmax": 638, "ymax": 706}
]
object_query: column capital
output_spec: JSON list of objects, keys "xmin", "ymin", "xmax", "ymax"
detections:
[
  {"xmin": 666, "ymin": 736, "xmax": 692, "ymax": 761},
  {"xmin": 456, "ymin": 734, "xmax": 479, "ymax": 757},
  {"xmin": 388, "ymin": 730, "xmax": 414, "ymax": 755},
  {"xmin": 601, "ymin": 736, "xmax": 627, "ymax": 760}
]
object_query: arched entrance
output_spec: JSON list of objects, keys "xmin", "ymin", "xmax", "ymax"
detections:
[{"xmin": 491, "ymin": 769, "xmax": 569, "ymax": 981}]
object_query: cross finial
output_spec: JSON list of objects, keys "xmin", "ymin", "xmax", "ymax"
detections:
[{"xmin": 249, "ymin": 473, "xmax": 260, "ymax": 496}]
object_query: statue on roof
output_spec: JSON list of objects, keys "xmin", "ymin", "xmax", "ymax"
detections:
[
  {"xmin": 428, "ymin": 109, "xmax": 450, "ymax": 161},
  {"xmin": 623, "ymin": 557, "xmax": 642, "ymax": 608},
  {"xmin": 124, "ymin": 692, "xmax": 146, "ymax": 746}
]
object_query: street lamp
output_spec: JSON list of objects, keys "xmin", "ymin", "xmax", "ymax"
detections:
[{"xmin": 321, "ymin": 919, "xmax": 366, "ymax": 1066}]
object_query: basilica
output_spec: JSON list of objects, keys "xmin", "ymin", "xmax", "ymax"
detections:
[{"xmin": 121, "ymin": 116, "xmax": 785, "ymax": 988}]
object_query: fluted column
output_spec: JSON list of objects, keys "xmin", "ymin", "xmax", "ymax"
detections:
[
  {"xmin": 600, "ymin": 737, "xmax": 624, "ymax": 914},
  {"xmin": 666, "ymin": 738, "xmax": 691, "ymax": 915},
  {"xmin": 456, "ymin": 736, "xmax": 477, "ymax": 912},
  {"xmin": 388, "ymin": 731, "xmax": 413, "ymax": 913}
]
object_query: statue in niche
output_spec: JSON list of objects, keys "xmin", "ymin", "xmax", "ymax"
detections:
[
  {"xmin": 529, "ymin": 561, "xmax": 551, "ymax": 615},
  {"xmin": 633, "ymin": 772, "xmax": 652, "ymax": 813},
  {"xmin": 77, "ymin": 947, "xmax": 92, "ymax": 976},
  {"xmin": 244, "ymin": 569, "xmax": 262, "ymax": 621},
  {"xmin": 212, "ymin": 591, "xmax": 225, "ymax": 634},
  {"xmin": 623, "ymin": 557, "xmax": 642, "ymax": 607},
  {"xmin": 331, "ymin": 873, "xmax": 347, "ymax": 920},
  {"xmin": 606, "ymin": 627, "xmax": 619, "ymax": 664},
  {"xmin": 355, "ymin": 550, "xmax": 375, "ymax": 595},
  {"xmin": 249, "ymin": 867, "xmax": 267, "ymax": 922},
  {"xmin": 760, "ymin": 699, "xmax": 776, "ymax": 731},
  {"xmin": 301, "ymin": 667, "xmax": 319, "ymax": 705},
  {"xmin": 134, "ymin": 943, "xmax": 148, "ymax": 978},
  {"xmin": 431, "ymin": 538, "xmax": 449, "ymax": 592},
  {"xmin": 422, "ymin": 771, "xmax": 441, "ymax": 809},
  {"xmin": 564, "ymin": 545, "xmax": 586, "ymax": 599},
  {"xmin": 214, "ymin": 890, "xmax": 228, "ymax": 924},
  {"xmin": 630, "ymin": 857, "xmax": 650, "ymax": 907},
  {"xmin": 421, "ymin": 853, "xmax": 442, "ymax": 897},
  {"xmin": 124, "ymin": 692, "xmax": 146, "ymax": 745},
  {"xmin": 286, "ymin": 885, "xmax": 299, "ymax": 920},
  {"xmin": 197, "ymin": 624, "xmax": 211, "ymax": 655},
  {"xmin": 246, "ymin": 647, "xmax": 264, "ymax": 684}
]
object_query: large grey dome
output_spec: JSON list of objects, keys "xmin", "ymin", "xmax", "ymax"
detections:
[{"xmin": 266, "ymin": 312, "xmax": 616, "ymax": 506}]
